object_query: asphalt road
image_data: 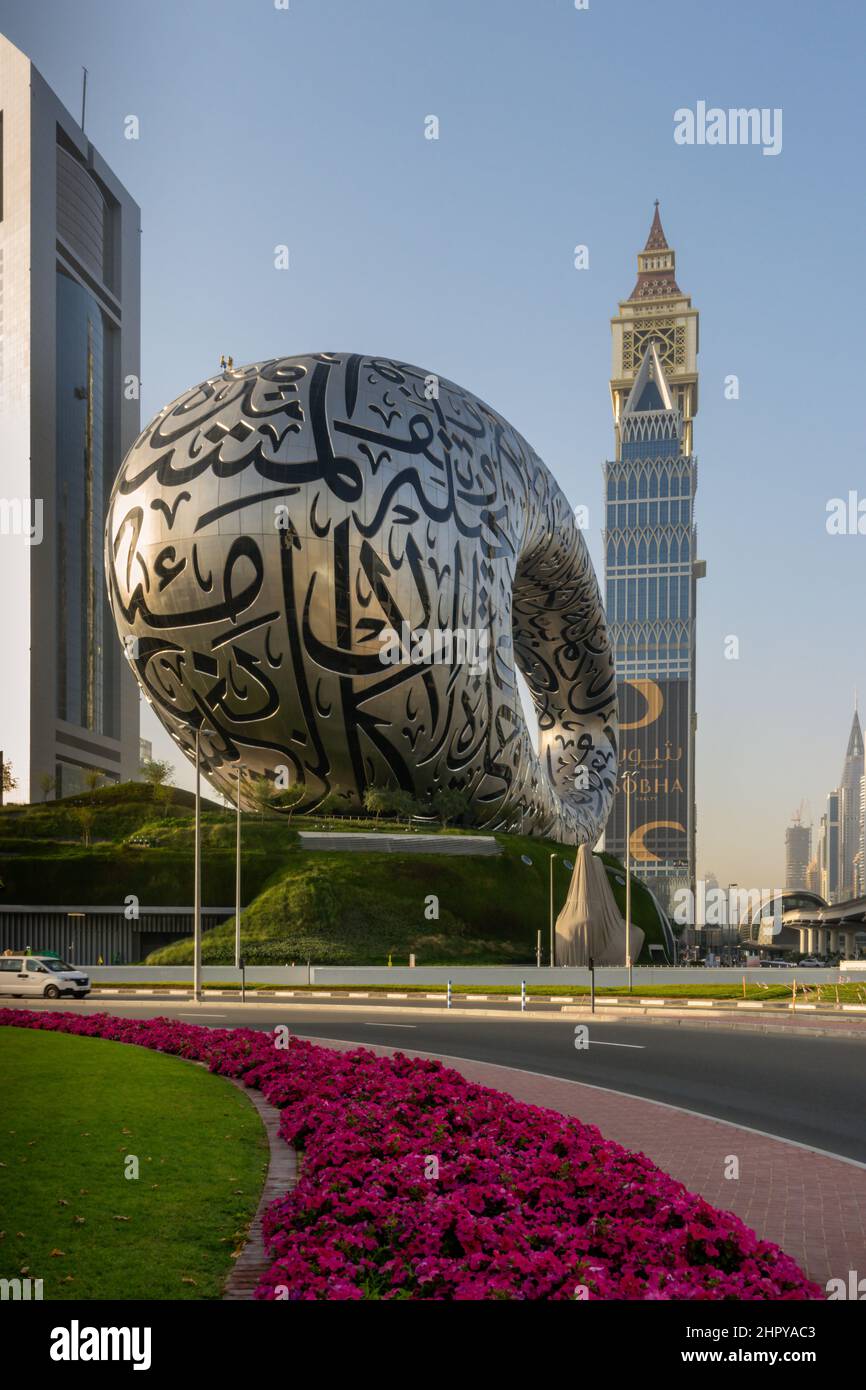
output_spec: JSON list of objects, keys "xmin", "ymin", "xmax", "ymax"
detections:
[{"xmin": 6, "ymin": 996, "xmax": 866, "ymax": 1163}]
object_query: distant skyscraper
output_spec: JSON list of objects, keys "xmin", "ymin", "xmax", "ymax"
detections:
[
  {"xmin": 817, "ymin": 790, "xmax": 841, "ymax": 904},
  {"xmin": 603, "ymin": 205, "xmax": 702, "ymax": 910},
  {"xmin": 0, "ymin": 35, "xmax": 140, "ymax": 800},
  {"xmin": 785, "ymin": 816, "xmax": 811, "ymax": 891},
  {"xmin": 838, "ymin": 707, "xmax": 864, "ymax": 900}
]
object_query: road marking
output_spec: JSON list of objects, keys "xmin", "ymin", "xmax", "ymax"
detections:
[
  {"xmin": 363, "ymin": 1022, "xmax": 416, "ymax": 1029},
  {"xmin": 588, "ymin": 1040, "xmax": 645, "ymax": 1049}
]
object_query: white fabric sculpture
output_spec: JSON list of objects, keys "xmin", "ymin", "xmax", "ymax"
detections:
[{"xmin": 554, "ymin": 844, "xmax": 645, "ymax": 967}]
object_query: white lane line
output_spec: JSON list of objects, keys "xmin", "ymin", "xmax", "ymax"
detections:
[
  {"xmin": 362, "ymin": 1022, "xmax": 416, "ymax": 1029},
  {"xmin": 178, "ymin": 1013, "xmax": 226, "ymax": 1020},
  {"xmin": 589, "ymin": 1040, "xmax": 645, "ymax": 1049}
]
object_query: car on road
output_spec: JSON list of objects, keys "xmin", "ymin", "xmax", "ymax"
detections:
[
  {"xmin": 797, "ymin": 957, "xmax": 823, "ymax": 968},
  {"xmin": 0, "ymin": 955, "xmax": 90, "ymax": 999},
  {"xmin": 760, "ymin": 957, "xmax": 796, "ymax": 968}
]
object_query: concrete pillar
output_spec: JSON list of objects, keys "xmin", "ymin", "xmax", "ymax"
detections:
[
  {"xmin": 828, "ymin": 929, "xmax": 839, "ymax": 954},
  {"xmin": 799, "ymin": 927, "xmax": 810, "ymax": 955},
  {"xmin": 809, "ymin": 928, "xmax": 821, "ymax": 955},
  {"xmin": 844, "ymin": 930, "xmax": 856, "ymax": 959}
]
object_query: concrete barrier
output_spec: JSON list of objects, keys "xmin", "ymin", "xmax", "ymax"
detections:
[
  {"xmin": 82, "ymin": 964, "xmax": 848, "ymax": 988},
  {"xmin": 85, "ymin": 965, "xmax": 312, "ymax": 985}
]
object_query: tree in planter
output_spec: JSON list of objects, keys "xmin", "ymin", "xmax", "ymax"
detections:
[{"xmin": 38, "ymin": 773, "xmax": 56, "ymax": 802}]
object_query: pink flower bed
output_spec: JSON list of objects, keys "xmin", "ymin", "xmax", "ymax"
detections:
[{"xmin": 0, "ymin": 1008, "xmax": 822, "ymax": 1301}]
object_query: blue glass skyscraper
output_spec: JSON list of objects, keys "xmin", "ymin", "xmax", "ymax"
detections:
[{"xmin": 603, "ymin": 209, "xmax": 702, "ymax": 912}]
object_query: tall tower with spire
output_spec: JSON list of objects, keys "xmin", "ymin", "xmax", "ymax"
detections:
[
  {"xmin": 603, "ymin": 206, "xmax": 702, "ymax": 917},
  {"xmin": 609, "ymin": 202, "xmax": 700, "ymax": 460},
  {"xmin": 838, "ymin": 704, "xmax": 864, "ymax": 900}
]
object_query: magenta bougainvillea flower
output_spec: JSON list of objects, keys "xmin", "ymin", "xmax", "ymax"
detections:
[{"xmin": 0, "ymin": 1008, "xmax": 822, "ymax": 1302}]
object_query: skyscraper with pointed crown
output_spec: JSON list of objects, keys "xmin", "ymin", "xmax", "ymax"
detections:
[
  {"xmin": 838, "ymin": 704, "xmax": 864, "ymax": 900},
  {"xmin": 603, "ymin": 206, "xmax": 702, "ymax": 914}
]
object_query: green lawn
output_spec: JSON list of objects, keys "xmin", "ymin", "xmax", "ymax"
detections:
[{"xmin": 0, "ymin": 1027, "xmax": 268, "ymax": 1300}]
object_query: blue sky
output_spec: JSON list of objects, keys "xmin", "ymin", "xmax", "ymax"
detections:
[{"xmin": 3, "ymin": 0, "xmax": 864, "ymax": 886}]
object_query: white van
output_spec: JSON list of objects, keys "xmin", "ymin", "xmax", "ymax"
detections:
[{"xmin": 0, "ymin": 955, "xmax": 90, "ymax": 999}]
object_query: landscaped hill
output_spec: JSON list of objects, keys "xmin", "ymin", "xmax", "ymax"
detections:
[
  {"xmin": 0, "ymin": 781, "xmax": 289, "ymax": 907},
  {"xmin": 0, "ymin": 782, "xmax": 673, "ymax": 965}
]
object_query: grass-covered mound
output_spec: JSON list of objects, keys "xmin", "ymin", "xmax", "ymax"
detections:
[
  {"xmin": 0, "ymin": 781, "xmax": 291, "ymax": 906},
  {"xmin": 0, "ymin": 1024, "xmax": 267, "ymax": 1299},
  {"xmin": 148, "ymin": 834, "xmax": 670, "ymax": 966},
  {"xmin": 0, "ymin": 781, "xmax": 672, "ymax": 965}
]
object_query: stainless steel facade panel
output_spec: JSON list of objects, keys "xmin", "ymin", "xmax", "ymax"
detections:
[{"xmin": 106, "ymin": 354, "xmax": 618, "ymax": 843}]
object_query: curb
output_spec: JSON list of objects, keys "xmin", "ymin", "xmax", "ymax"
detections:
[
  {"xmin": 221, "ymin": 1081, "xmax": 297, "ymax": 1302},
  {"xmin": 84, "ymin": 994, "xmax": 866, "ymax": 1039},
  {"xmin": 87, "ymin": 987, "xmax": 866, "ymax": 1014}
]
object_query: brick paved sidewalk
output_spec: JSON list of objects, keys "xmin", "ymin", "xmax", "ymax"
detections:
[
  {"xmin": 222, "ymin": 1082, "xmax": 297, "ymax": 1301},
  {"xmin": 308, "ymin": 1035, "xmax": 866, "ymax": 1292}
]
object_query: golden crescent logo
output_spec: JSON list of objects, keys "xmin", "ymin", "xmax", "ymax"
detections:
[
  {"xmin": 620, "ymin": 678, "xmax": 664, "ymax": 732},
  {"xmin": 629, "ymin": 820, "xmax": 686, "ymax": 864}
]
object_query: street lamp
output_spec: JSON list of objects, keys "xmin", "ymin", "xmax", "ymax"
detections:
[
  {"xmin": 193, "ymin": 725, "xmax": 202, "ymax": 1004},
  {"xmin": 549, "ymin": 853, "xmax": 557, "ymax": 966},
  {"xmin": 66, "ymin": 912, "xmax": 85, "ymax": 966},
  {"xmin": 623, "ymin": 770, "xmax": 636, "ymax": 992},
  {"xmin": 235, "ymin": 765, "xmax": 242, "ymax": 971}
]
